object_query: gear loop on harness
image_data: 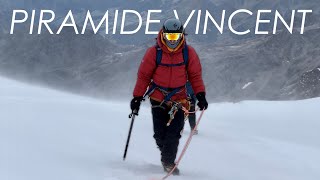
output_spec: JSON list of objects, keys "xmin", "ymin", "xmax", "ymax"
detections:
[
  {"xmin": 150, "ymin": 98, "xmax": 198, "ymax": 127},
  {"xmin": 167, "ymin": 101, "xmax": 180, "ymax": 126},
  {"xmin": 165, "ymin": 100, "xmax": 197, "ymax": 126}
]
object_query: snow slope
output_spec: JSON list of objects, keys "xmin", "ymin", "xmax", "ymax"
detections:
[{"xmin": 0, "ymin": 76, "xmax": 320, "ymax": 180}]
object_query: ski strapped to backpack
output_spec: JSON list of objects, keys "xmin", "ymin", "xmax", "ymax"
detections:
[{"xmin": 143, "ymin": 44, "xmax": 189, "ymax": 103}]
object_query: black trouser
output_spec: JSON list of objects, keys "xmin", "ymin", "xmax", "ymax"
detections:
[
  {"xmin": 188, "ymin": 98, "xmax": 196, "ymax": 130},
  {"xmin": 151, "ymin": 99, "xmax": 185, "ymax": 164}
]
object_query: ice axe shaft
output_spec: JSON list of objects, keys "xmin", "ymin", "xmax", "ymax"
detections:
[{"xmin": 123, "ymin": 110, "xmax": 137, "ymax": 160}]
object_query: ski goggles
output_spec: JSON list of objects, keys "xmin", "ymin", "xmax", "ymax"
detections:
[{"xmin": 163, "ymin": 33, "xmax": 182, "ymax": 41}]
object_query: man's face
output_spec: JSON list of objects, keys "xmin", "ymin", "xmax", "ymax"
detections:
[{"xmin": 163, "ymin": 33, "xmax": 182, "ymax": 48}]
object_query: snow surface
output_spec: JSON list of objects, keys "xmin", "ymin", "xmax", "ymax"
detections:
[{"xmin": 1, "ymin": 76, "xmax": 320, "ymax": 180}]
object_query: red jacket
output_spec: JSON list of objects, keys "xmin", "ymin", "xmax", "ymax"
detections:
[{"xmin": 133, "ymin": 31, "xmax": 205, "ymax": 101}]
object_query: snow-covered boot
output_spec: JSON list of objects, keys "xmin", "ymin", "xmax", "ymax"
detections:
[{"xmin": 161, "ymin": 161, "xmax": 180, "ymax": 175}]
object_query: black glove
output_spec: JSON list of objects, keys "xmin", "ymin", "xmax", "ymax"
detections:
[
  {"xmin": 130, "ymin": 96, "xmax": 144, "ymax": 115},
  {"xmin": 196, "ymin": 92, "xmax": 208, "ymax": 111}
]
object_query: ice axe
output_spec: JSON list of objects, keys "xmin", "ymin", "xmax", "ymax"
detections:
[{"xmin": 123, "ymin": 110, "xmax": 138, "ymax": 161}]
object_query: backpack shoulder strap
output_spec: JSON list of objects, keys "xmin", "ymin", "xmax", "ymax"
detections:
[
  {"xmin": 155, "ymin": 45, "xmax": 162, "ymax": 66},
  {"xmin": 182, "ymin": 44, "xmax": 189, "ymax": 67}
]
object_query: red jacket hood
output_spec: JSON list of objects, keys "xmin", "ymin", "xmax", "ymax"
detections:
[{"xmin": 156, "ymin": 29, "xmax": 186, "ymax": 54}]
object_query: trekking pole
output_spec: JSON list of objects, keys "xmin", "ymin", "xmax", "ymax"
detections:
[{"xmin": 123, "ymin": 110, "xmax": 137, "ymax": 161}]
